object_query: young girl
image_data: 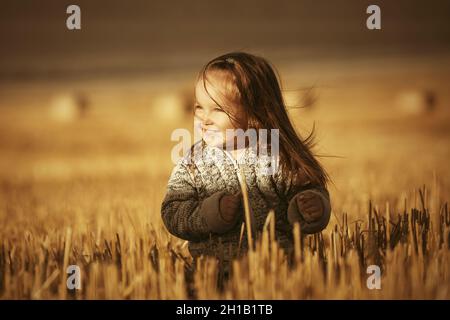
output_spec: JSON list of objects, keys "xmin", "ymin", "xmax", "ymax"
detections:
[{"xmin": 161, "ymin": 52, "xmax": 331, "ymax": 289}]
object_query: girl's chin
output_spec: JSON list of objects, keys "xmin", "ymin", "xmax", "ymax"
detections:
[{"xmin": 202, "ymin": 136, "xmax": 225, "ymax": 148}]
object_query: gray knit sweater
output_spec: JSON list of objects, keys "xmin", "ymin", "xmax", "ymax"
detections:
[{"xmin": 161, "ymin": 139, "xmax": 331, "ymax": 264}]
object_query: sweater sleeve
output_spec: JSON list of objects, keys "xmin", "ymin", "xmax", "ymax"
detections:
[
  {"xmin": 274, "ymin": 169, "xmax": 332, "ymax": 234},
  {"xmin": 287, "ymin": 186, "xmax": 331, "ymax": 234},
  {"xmin": 161, "ymin": 161, "xmax": 239, "ymax": 241}
]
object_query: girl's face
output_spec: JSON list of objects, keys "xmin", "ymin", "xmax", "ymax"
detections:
[{"xmin": 194, "ymin": 71, "xmax": 246, "ymax": 148}]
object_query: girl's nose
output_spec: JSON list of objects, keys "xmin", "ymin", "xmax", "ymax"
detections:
[{"xmin": 202, "ymin": 110, "xmax": 214, "ymax": 125}]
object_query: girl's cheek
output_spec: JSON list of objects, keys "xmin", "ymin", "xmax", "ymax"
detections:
[{"xmin": 216, "ymin": 114, "xmax": 235, "ymax": 131}]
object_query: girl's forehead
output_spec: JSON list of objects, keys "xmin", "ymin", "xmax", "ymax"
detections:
[{"xmin": 195, "ymin": 71, "xmax": 239, "ymax": 107}]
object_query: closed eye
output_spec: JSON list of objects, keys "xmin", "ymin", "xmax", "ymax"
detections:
[{"xmin": 194, "ymin": 104, "xmax": 225, "ymax": 114}]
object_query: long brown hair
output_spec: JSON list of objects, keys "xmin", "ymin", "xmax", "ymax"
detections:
[{"xmin": 197, "ymin": 51, "xmax": 330, "ymax": 188}]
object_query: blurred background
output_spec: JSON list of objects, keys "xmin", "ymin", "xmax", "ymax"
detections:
[
  {"xmin": 1, "ymin": 0, "xmax": 450, "ymax": 299},
  {"xmin": 0, "ymin": 0, "xmax": 449, "ymax": 213}
]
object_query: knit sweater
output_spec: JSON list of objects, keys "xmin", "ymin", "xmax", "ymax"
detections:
[{"xmin": 161, "ymin": 139, "xmax": 331, "ymax": 264}]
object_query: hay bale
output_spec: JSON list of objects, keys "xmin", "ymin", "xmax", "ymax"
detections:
[
  {"xmin": 151, "ymin": 91, "xmax": 191, "ymax": 123},
  {"xmin": 49, "ymin": 92, "xmax": 89, "ymax": 123},
  {"xmin": 395, "ymin": 89, "xmax": 436, "ymax": 115},
  {"xmin": 284, "ymin": 88, "xmax": 317, "ymax": 110}
]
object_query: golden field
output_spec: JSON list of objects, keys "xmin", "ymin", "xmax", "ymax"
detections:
[{"xmin": 0, "ymin": 56, "xmax": 449, "ymax": 299}]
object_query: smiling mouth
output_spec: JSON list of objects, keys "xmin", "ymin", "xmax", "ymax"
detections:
[{"xmin": 201, "ymin": 128, "xmax": 220, "ymax": 134}]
